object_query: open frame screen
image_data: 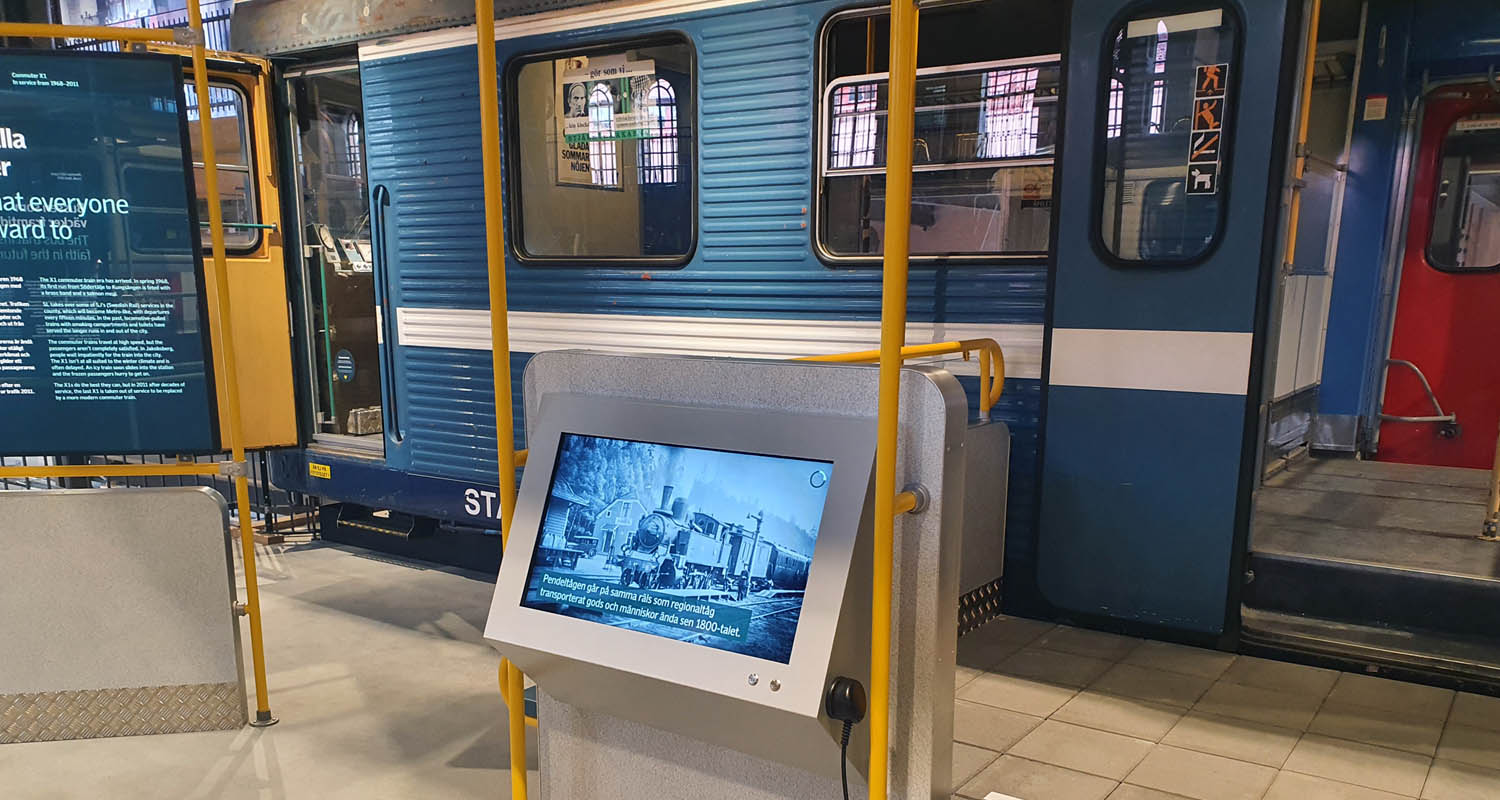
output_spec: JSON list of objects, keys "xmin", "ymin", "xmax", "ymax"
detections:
[{"xmin": 487, "ymin": 394, "xmax": 874, "ymax": 715}]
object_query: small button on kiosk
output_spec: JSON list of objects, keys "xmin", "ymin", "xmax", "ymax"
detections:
[{"xmin": 485, "ymin": 351, "xmax": 971, "ymax": 799}]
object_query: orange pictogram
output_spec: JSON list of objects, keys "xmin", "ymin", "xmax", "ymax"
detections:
[
  {"xmin": 1198, "ymin": 65, "xmax": 1224, "ymax": 95},
  {"xmin": 1190, "ymin": 131, "xmax": 1220, "ymax": 161},
  {"xmin": 1194, "ymin": 98, "xmax": 1222, "ymax": 131}
]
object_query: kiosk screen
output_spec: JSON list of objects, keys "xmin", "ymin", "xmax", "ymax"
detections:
[{"xmin": 522, "ymin": 433, "xmax": 832, "ymax": 664}]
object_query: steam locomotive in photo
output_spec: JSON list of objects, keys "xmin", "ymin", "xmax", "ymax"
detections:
[{"xmin": 616, "ymin": 486, "xmax": 811, "ymax": 598}]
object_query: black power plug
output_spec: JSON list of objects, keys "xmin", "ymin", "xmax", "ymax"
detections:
[{"xmin": 826, "ymin": 677, "xmax": 867, "ymax": 800}]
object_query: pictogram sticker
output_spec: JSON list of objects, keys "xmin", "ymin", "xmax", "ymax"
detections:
[
  {"xmin": 1196, "ymin": 63, "xmax": 1229, "ymax": 98},
  {"xmin": 1193, "ymin": 98, "xmax": 1224, "ymax": 131},
  {"xmin": 1189, "ymin": 131, "xmax": 1221, "ymax": 163},
  {"xmin": 1187, "ymin": 163, "xmax": 1219, "ymax": 196}
]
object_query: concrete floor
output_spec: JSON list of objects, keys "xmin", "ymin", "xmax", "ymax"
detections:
[{"xmin": 0, "ymin": 541, "xmax": 534, "ymax": 799}]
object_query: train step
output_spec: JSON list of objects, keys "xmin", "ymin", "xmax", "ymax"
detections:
[
  {"xmin": 320, "ymin": 503, "xmax": 503, "ymax": 576},
  {"xmin": 1244, "ymin": 550, "xmax": 1500, "ymax": 641}
]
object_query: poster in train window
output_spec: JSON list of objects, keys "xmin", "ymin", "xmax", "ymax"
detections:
[
  {"xmin": 0, "ymin": 51, "xmax": 218, "ymax": 455},
  {"xmin": 521, "ymin": 433, "xmax": 832, "ymax": 664},
  {"xmin": 558, "ymin": 54, "xmax": 657, "ymax": 145}
]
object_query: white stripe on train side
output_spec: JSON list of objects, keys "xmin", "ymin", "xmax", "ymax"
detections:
[
  {"xmin": 1048, "ymin": 328, "xmax": 1252, "ymax": 395},
  {"xmin": 360, "ymin": 0, "xmax": 764, "ymax": 61},
  {"xmin": 396, "ymin": 307, "xmax": 1045, "ymax": 380}
]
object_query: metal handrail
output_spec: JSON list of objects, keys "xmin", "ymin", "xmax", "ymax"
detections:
[
  {"xmin": 798, "ymin": 337, "xmax": 1007, "ymax": 419},
  {"xmin": 1380, "ymin": 359, "xmax": 1458, "ymax": 425}
]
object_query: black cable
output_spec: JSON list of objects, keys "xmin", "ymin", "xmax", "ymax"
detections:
[{"xmin": 840, "ymin": 719, "xmax": 853, "ymax": 800}]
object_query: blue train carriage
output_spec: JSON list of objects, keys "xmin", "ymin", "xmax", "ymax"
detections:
[{"xmin": 246, "ymin": 0, "xmax": 1057, "ymax": 591}]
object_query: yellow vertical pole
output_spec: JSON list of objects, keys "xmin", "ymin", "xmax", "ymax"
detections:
[
  {"xmin": 473, "ymin": 0, "xmax": 529, "ymax": 796},
  {"xmin": 1283, "ymin": 0, "xmax": 1323, "ymax": 267},
  {"xmin": 185, "ymin": 0, "xmax": 274, "ymax": 725},
  {"xmin": 869, "ymin": 0, "xmax": 919, "ymax": 796}
]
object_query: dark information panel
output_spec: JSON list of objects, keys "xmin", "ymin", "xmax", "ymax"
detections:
[{"xmin": 0, "ymin": 51, "xmax": 218, "ymax": 455}]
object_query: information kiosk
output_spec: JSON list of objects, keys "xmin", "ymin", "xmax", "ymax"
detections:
[{"xmin": 486, "ymin": 351, "xmax": 971, "ymax": 799}]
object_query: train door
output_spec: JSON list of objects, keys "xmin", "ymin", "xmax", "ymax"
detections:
[
  {"xmin": 1035, "ymin": 0, "xmax": 1295, "ymax": 637},
  {"xmin": 1377, "ymin": 84, "xmax": 1500, "ymax": 469},
  {"xmin": 282, "ymin": 63, "xmax": 384, "ymax": 453}
]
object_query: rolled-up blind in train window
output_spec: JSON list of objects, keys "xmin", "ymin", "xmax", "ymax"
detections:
[
  {"xmin": 1097, "ymin": 8, "xmax": 1239, "ymax": 265},
  {"xmin": 819, "ymin": 58, "xmax": 1060, "ymax": 259},
  {"xmin": 1427, "ymin": 116, "xmax": 1500, "ymax": 272}
]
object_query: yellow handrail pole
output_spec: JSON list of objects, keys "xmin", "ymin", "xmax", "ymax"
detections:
[
  {"xmin": 473, "ymin": 0, "xmax": 529, "ymax": 795},
  {"xmin": 0, "ymin": 463, "xmax": 224, "ymax": 479},
  {"xmin": 186, "ymin": 0, "xmax": 274, "ymax": 725},
  {"xmin": 1283, "ymin": 0, "xmax": 1323, "ymax": 268},
  {"xmin": 0, "ymin": 21, "xmax": 178, "ymax": 42},
  {"xmin": 869, "ymin": 0, "xmax": 919, "ymax": 795}
]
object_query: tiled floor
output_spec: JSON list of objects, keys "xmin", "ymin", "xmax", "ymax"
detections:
[{"xmin": 952, "ymin": 616, "xmax": 1500, "ymax": 800}]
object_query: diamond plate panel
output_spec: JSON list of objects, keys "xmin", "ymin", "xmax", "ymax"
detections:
[
  {"xmin": 0, "ymin": 682, "xmax": 245, "ymax": 743},
  {"xmin": 958, "ymin": 578, "xmax": 1004, "ymax": 638}
]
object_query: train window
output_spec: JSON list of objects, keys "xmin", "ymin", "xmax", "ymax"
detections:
[
  {"xmin": 509, "ymin": 39, "xmax": 695, "ymax": 264},
  {"xmin": 1427, "ymin": 116, "xmax": 1500, "ymax": 272},
  {"xmin": 1097, "ymin": 8, "xmax": 1238, "ymax": 265},
  {"xmin": 819, "ymin": 60, "xmax": 1059, "ymax": 259},
  {"xmin": 184, "ymin": 83, "xmax": 260, "ymax": 251},
  {"xmin": 819, "ymin": 1, "xmax": 1064, "ymax": 262}
]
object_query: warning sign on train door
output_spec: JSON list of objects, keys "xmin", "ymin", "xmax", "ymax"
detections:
[
  {"xmin": 1195, "ymin": 63, "xmax": 1228, "ymax": 98},
  {"xmin": 1186, "ymin": 63, "xmax": 1229, "ymax": 195}
]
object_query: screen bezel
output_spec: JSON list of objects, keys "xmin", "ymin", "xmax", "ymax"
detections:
[{"xmin": 487, "ymin": 393, "xmax": 874, "ymax": 717}]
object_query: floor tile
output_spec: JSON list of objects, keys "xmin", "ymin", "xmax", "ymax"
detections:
[
  {"xmin": 1108, "ymin": 785, "xmax": 1195, "ymax": 800},
  {"xmin": 958, "ymin": 670, "xmax": 1079, "ymax": 717},
  {"xmin": 1447, "ymin": 692, "xmax": 1500, "ymax": 733},
  {"xmin": 1052, "ymin": 691, "xmax": 1186, "ymax": 742},
  {"xmin": 1194, "ymin": 679, "xmax": 1324, "ymax": 730},
  {"xmin": 1091, "ymin": 663, "xmax": 1214, "ymax": 709},
  {"xmin": 1327, "ymin": 673, "xmax": 1454, "ymax": 722},
  {"xmin": 958, "ymin": 637, "xmax": 1026, "ymax": 672},
  {"xmin": 1263, "ymin": 770, "xmax": 1414, "ymax": 800},
  {"xmin": 1032, "ymin": 626, "xmax": 1141, "ymax": 661},
  {"xmin": 996, "ymin": 647, "xmax": 1115, "ymax": 688},
  {"xmin": 981, "ymin": 615, "xmax": 1058, "ymax": 647},
  {"xmin": 1124, "ymin": 744, "xmax": 1276, "ymax": 800},
  {"xmin": 1283, "ymin": 733, "xmax": 1432, "ymax": 796},
  {"xmin": 1422, "ymin": 758, "xmax": 1500, "ymax": 800},
  {"xmin": 1310, "ymin": 700, "xmax": 1444, "ymax": 756},
  {"xmin": 953, "ymin": 699, "xmax": 1044, "ymax": 751},
  {"xmin": 952, "ymin": 742, "xmax": 1001, "ymax": 787},
  {"xmin": 1218, "ymin": 655, "xmax": 1339, "ymax": 698},
  {"xmin": 1160, "ymin": 710, "xmax": 1301, "ymax": 767},
  {"xmin": 1008, "ymin": 719, "xmax": 1154, "ymax": 780},
  {"xmin": 958, "ymin": 755, "xmax": 1118, "ymax": 800},
  {"xmin": 1122, "ymin": 641, "xmax": 1235, "ymax": 680},
  {"xmin": 957, "ymin": 664, "xmax": 983, "ymax": 692},
  {"xmin": 1435, "ymin": 724, "xmax": 1500, "ymax": 771}
]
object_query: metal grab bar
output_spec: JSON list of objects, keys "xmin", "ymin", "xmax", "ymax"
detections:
[
  {"xmin": 1484, "ymin": 421, "xmax": 1499, "ymax": 540},
  {"xmin": 798, "ymin": 337, "xmax": 1007, "ymax": 419},
  {"xmin": 1380, "ymin": 359, "xmax": 1458, "ymax": 425}
]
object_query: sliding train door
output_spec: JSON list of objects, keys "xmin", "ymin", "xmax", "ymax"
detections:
[{"xmin": 1034, "ymin": 0, "xmax": 1294, "ymax": 636}]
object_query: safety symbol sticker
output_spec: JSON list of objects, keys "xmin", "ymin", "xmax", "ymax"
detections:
[
  {"xmin": 1187, "ymin": 163, "xmax": 1219, "ymax": 196},
  {"xmin": 1193, "ymin": 98, "xmax": 1224, "ymax": 131},
  {"xmin": 1187, "ymin": 63, "xmax": 1230, "ymax": 195},
  {"xmin": 1189, "ymin": 131, "xmax": 1221, "ymax": 163},
  {"xmin": 1196, "ymin": 63, "xmax": 1229, "ymax": 98}
]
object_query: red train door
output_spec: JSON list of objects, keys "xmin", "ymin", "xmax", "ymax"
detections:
[{"xmin": 1377, "ymin": 84, "xmax": 1500, "ymax": 469}]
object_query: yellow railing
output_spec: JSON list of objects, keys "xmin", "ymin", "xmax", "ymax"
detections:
[
  {"xmin": 799, "ymin": 337, "xmax": 1006, "ymax": 419},
  {"xmin": 0, "ymin": 1, "xmax": 276, "ymax": 726}
]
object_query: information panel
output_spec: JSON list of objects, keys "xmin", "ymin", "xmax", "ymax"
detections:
[
  {"xmin": 0, "ymin": 51, "xmax": 218, "ymax": 455},
  {"xmin": 522, "ymin": 433, "xmax": 831, "ymax": 664}
]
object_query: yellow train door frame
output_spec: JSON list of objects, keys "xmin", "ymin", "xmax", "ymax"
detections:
[{"xmin": 152, "ymin": 45, "xmax": 298, "ymax": 449}]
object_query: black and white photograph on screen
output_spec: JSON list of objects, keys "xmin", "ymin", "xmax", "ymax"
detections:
[{"xmin": 522, "ymin": 434, "xmax": 832, "ymax": 664}]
